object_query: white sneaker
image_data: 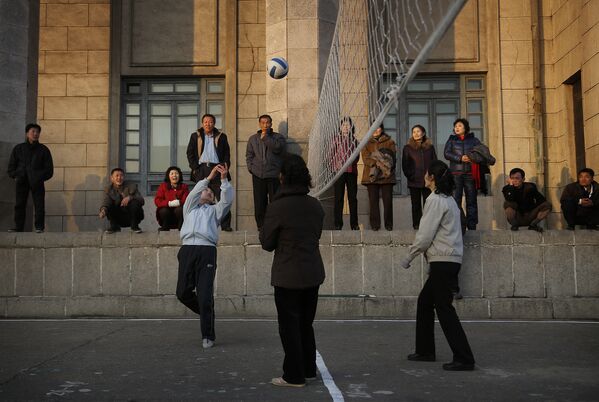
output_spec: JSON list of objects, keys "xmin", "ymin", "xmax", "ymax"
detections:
[{"xmin": 202, "ymin": 339, "xmax": 214, "ymax": 349}]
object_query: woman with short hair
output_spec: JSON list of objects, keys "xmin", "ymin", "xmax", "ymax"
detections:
[{"xmin": 154, "ymin": 166, "xmax": 189, "ymax": 231}]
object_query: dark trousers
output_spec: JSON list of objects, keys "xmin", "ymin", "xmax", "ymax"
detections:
[
  {"xmin": 416, "ymin": 262, "xmax": 475, "ymax": 365},
  {"xmin": 176, "ymin": 245, "xmax": 217, "ymax": 341},
  {"xmin": 195, "ymin": 164, "xmax": 232, "ymax": 230},
  {"xmin": 333, "ymin": 172, "xmax": 358, "ymax": 229},
  {"xmin": 454, "ymin": 174, "xmax": 478, "ymax": 229},
  {"xmin": 274, "ymin": 286, "xmax": 319, "ymax": 384},
  {"xmin": 409, "ymin": 187, "xmax": 432, "ymax": 229},
  {"xmin": 252, "ymin": 175, "xmax": 280, "ymax": 229},
  {"xmin": 561, "ymin": 200, "xmax": 599, "ymax": 227},
  {"xmin": 14, "ymin": 179, "xmax": 45, "ymax": 231},
  {"xmin": 505, "ymin": 201, "xmax": 552, "ymax": 227},
  {"xmin": 366, "ymin": 183, "xmax": 393, "ymax": 230},
  {"xmin": 157, "ymin": 206, "xmax": 184, "ymax": 229},
  {"xmin": 106, "ymin": 199, "xmax": 144, "ymax": 229}
]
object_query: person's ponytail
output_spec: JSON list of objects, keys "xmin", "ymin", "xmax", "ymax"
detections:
[{"xmin": 428, "ymin": 160, "xmax": 455, "ymax": 196}]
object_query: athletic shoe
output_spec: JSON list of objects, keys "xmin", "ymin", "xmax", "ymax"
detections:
[
  {"xmin": 8, "ymin": 228, "xmax": 22, "ymax": 233},
  {"xmin": 510, "ymin": 225, "xmax": 519, "ymax": 231},
  {"xmin": 442, "ymin": 361, "xmax": 475, "ymax": 371},
  {"xmin": 305, "ymin": 376, "xmax": 318, "ymax": 382},
  {"xmin": 528, "ymin": 224, "xmax": 543, "ymax": 233},
  {"xmin": 105, "ymin": 226, "xmax": 121, "ymax": 234},
  {"xmin": 35, "ymin": 228, "xmax": 44, "ymax": 233},
  {"xmin": 351, "ymin": 226, "xmax": 360, "ymax": 230},
  {"xmin": 202, "ymin": 339, "xmax": 214, "ymax": 349},
  {"xmin": 131, "ymin": 226, "xmax": 142, "ymax": 234},
  {"xmin": 407, "ymin": 353, "xmax": 436, "ymax": 362},
  {"xmin": 222, "ymin": 227, "xmax": 233, "ymax": 232},
  {"xmin": 270, "ymin": 377, "xmax": 305, "ymax": 387}
]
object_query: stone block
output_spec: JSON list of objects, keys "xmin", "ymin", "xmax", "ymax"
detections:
[
  {"xmin": 44, "ymin": 248, "xmax": 72, "ymax": 296},
  {"xmin": 16, "ymin": 233, "xmax": 45, "ymax": 248},
  {"xmin": 124, "ymin": 296, "xmax": 186, "ymax": 318},
  {"xmin": 157, "ymin": 230, "xmax": 180, "ymax": 246},
  {"xmin": 288, "ymin": 79, "xmax": 319, "ymax": 109},
  {"xmin": 512, "ymin": 230, "xmax": 542, "ymax": 245},
  {"xmin": 362, "ymin": 230, "xmax": 392, "ymax": 245},
  {"xmin": 481, "ymin": 230, "xmax": 512, "ymax": 245},
  {"xmin": 460, "ymin": 246, "xmax": 482, "ymax": 297},
  {"xmin": 67, "ymin": 74, "xmax": 109, "ymax": 96},
  {"xmin": 46, "ymin": 4, "xmax": 88, "ymax": 26},
  {"xmin": 392, "ymin": 247, "xmax": 422, "ymax": 296},
  {"xmin": 482, "ymin": 247, "xmax": 513, "ymax": 297},
  {"xmin": 543, "ymin": 245, "xmax": 575, "ymax": 297},
  {"xmin": 237, "ymin": 94, "xmax": 258, "ymax": 118},
  {"xmin": 66, "ymin": 296, "xmax": 125, "ymax": 317},
  {"xmin": 393, "ymin": 297, "xmax": 418, "ymax": 319},
  {"xmin": 48, "ymin": 144, "xmax": 86, "ymax": 168},
  {"xmin": 101, "ymin": 247, "xmax": 130, "ymax": 295},
  {"xmin": 288, "ymin": 19, "xmax": 318, "ymax": 48},
  {"xmin": 72, "ymin": 232, "xmax": 103, "ymax": 247},
  {"xmin": 42, "ymin": 232, "xmax": 73, "ymax": 248},
  {"xmin": 332, "ymin": 245, "xmax": 362, "ymax": 295},
  {"xmin": 130, "ymin": 231, "xmax": 158, "ymax": 246},
  {"xmin": 245, "ymin": 246, "xmax": 273, "ymax": 295},
  {"xmin": 216, "ymin": 245, "xmax": 245, "ymax": 295},
  {"xmin": 319, "ymin": 245, "xmax": 333, "ymax": 294},
  {"xmin": 463, "ymin": 230, "xmax": 481, "ymax": 246},
  {"xmin": 84, "ymin": 190, "xmax": 104, "ymax": 215},
  {"xmin": 238, "ymin": 72, "xmax": 265, "ymax": 95},
  {"xmin": 319, "ymin": 230, "xmax": 332, "ymax": 245},
  {"xmin": 316, "ymin": 296, "xmax": 364, "ymax": 318},
  {"xmin": 0, "ymin": 233, "xmax": 16, "ymax": 247},
  {"xmin": 238, "ymin": 1, "xmax": 258, "ymax": 24},
  {"xmin": 39, "ymin": 27, "xmax": 67, "ymax": 51},
  {"xmin": 574, "ymin": 230, "xmax": 599, "ymax": 245},
  {"xmin": 158, "ymin": 247, "xmax": 178, "ymax": 295},
  {"xmin": 65, "ymin": 119, "xmax": 108, "ymax": 143},
  {"xmin": 214, "ymin": 296, "xmax": 246, "ymax": 316},
  {"xmin": 501, "ymin": 89, "xmax": 530, "ymax": 114},
  {"xmin": 363, "ymin": 246, "xmax": 393, "ymax": 296},
  {"xmin": 130, "ymin": 247, "xmax": 158, "ymax": 295},
  {"xmin": 38, "ymin": 73, "xmax": 66, "ymax": 96},
  {"xmin": 553, "ymin": 298, "xmax": 599, "ymax": 320},
  {"xmin": 89, "ymin": 3, "xmax": 110, "ymax": 26},
  {"xmin": 238, "ymin": 295, "xmax": 278, "ymax": 317},
  {"xmin": 38, "ymin": 120, "xmax": 66, "ymax": 144},
  {"xmin": 391, "ymin": 230, "xmax": 416, "ymax": 245},
  {"xmin": 67, "ymin": 27, "xmax": 109, "ymax": 51},
  {"xmin": 73, "ymin": 248, "xmax": 101, "ymax": 296},
  {"xmin": 46, "ymin": 190, "xmax": 86, "ymax": 216},
  {"xmin": 489, "ymin": 299, "xmax": 553, "ymax": 319},
  {"xmin": 238, "ymin": 23, "xmax": 265, "ymax": 48},
  {"xmin": 218, "ymin": 231, "xmax": 246, "ymax": 245},
  {"xmin": 543, "ymin": 230, "xmax": 574, "ymax": 245},
  {"xmin": 245, "ymin": 230, "xmax": 260, "ymax": 245},
  {"xmin": 575, "ymin": 245, "xmax": 599, "ymax": 296},
  {"xmin": 63, "ymin": 167, "xmax": 106, "ymax": 190},
  {"xmin": 44, "ymin": 51, "xmax": 87, "ymax": 73},
  {"xmin": 87, "ymin": 96, "xmax": 109, "ymax": 118},
  {"xmin": 43, "ymin": 96, "xmax": 87, "ymax": 119},
  {"xmin": 332, "ymin": 230, "xmax": 360, "ymax": 245},
  {"xmin": 513, "ymin": 246, "xmax": 544, "ymax": 297},
  {"xmin": 454, "ymin": 298, "xmax": 489, "ymax": 319},
  {"xmin": 6, "ymin": 297, "xmax": 66, "ymax": 318},
  {"xmin": 0, "ymin": 249, "xmax": 15, "ymax": 296},
  {"xmin": 15, "ymin": 248, "xmax": 43, "ymax": 296}
]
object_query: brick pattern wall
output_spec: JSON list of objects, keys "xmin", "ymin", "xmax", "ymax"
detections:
[{"xmin": 37, "ymin": 0, "xmax": 110, "ymax": 232}]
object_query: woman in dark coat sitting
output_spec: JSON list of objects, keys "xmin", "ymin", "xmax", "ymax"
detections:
[
  {"xmin": 260, "ymin": 153, "xmax": 326, "ymax": 388},
  {"xmin": 154, "ymin": 166, "xmax": 189, "ymax": 230}
]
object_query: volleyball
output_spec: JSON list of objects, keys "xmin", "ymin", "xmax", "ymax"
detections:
[{"xmin": 267, "ymin": 57, "xmax": 289, "ymax": 79}]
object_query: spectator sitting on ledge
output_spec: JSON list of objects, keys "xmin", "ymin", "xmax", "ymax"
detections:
[
  {"xmin": 560, "ymin": 168, "xmax": 599, "ymax": 231},
  {"xmin": 99, "ymin": 168, "xmax": 145, "ymax": 234},
  {"xmin": 154, "ymin": 166, "xmax": 189, "ymax": 231},
  {"xmin": 502, "ymin": 168, "xmax": 551, "ymax": 232}
]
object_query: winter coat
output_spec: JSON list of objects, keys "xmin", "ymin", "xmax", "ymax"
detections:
[
  {"xmin": 361, "ymin": 133, "xmax": 397, "ymax": 185},
  {"xmin": 443, "ymin": 133, "xmax": 481, "ymax": 174},
  {"xmin": 100, "ymin": 181, "xmax": 145, "ymax": 211},
  {"xmin": 502, "ymin": 182, "xmax": 547, "ymax": 213},
  {"xmin": 560, "ymin": 181, "xmax": 599, "ymax": 210},
  {"xmin": 7, "ymin": 141, "xmax": 54, "ymax": 187},
  {"xmin": 467, "ymin": 144, "xmax": 496, "ymax": 166},
  {"xmin": 260, "ymin": 184, "xmax": 326, "ymax": 289},
  {"xmin": 186, "ymin": 128, "xmax": 231, "ymax": 181},
  {"xmin": 331, "ymin": 133, "xmax": 359, "ymax": 174},
  {"xmin": 245, "ymin": 129, "xmax": 286, "ymax": 179},
  {"xmin": 401, "ymin": 137, "xmax": 437, "ymax": 188},
  {"xmin": 154, "ymin": 182, "xmax": 190, "ymax": 224}
]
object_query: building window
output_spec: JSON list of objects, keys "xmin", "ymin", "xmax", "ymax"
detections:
[
  {"xmin": 120, "ymin": 78, "xmax": 225, "ymax": 194},
  {"xmin": 382, "ymin": 74, "xmax": 487, "ymax": 193}
]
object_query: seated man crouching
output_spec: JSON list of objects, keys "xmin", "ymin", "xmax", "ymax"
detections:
[
  {"xmin": 560, "ymin": 168, "xmax": 599, "ymax": 230},
  {"xmin": 99, "ymin": 168, "xmax": 145, "ymax": 234},
  {"xmin": 502, "ymin": 168, "xmax": 551, "ymax": 232}
]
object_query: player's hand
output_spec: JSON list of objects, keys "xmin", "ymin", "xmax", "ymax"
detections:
[
  {"xmin": 217, "ymin": 164, "xmax": 228, "ymax": 180},
  {"xmin": 98, "ymin": 208, "xmax": 106, "ymax": 219},
  {"xmin": 207, "ymin": 165, "xmax": 220, "ymax": 181},
  {"xmin": 399, "ymin": 256, "xmax": 412, "ymax": 270},
  {"xmin": 461, "ymin": 155, "xmax": 470, "ymax": 163},
  {"xmin": 120, "ymin": 196, "xmax": 130, "ymax": 207}
]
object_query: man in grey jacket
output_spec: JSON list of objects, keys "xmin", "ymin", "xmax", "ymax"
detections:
[
  {"xmin": 245, "ymin": 114, "xmax": 286, "ymax": 229},
  {"xmin": 99, "ymin": 168, "xmax": 144, "ymax": 234},
  {"xmin": 177, "ymin": 164, "xmax": 234, "ymax": 349}
]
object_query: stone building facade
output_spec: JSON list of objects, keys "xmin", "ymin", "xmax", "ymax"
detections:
[{"xmin": 0, "ymin": 0, "xmax": 597, "ymax": 231}]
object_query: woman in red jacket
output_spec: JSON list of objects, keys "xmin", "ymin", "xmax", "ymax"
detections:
[{"xmin": 154, "ymin": 166, "xmax": 189, "ymax": 230}]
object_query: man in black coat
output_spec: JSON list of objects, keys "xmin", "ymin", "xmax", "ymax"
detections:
[
  {"xmin": 186, "ymin": 113, "xmax": 232, "ymax": 231},
  {"xmin": 560, "ymin": 168, "xmax": 599, "ymax": 230},
  {"xmin": 7, "ymin": 124, "xmax": 54, "ymax": 233},
  {"xmin": 502, "ymin": 168, "xmax": 551, "ymax": 232}
]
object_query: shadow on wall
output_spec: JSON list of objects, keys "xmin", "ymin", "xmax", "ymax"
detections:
[{"xmin": 72, "ymin": 174, "xmax": 106, "ymax": 232}]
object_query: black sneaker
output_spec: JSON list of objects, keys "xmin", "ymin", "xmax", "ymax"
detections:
[
  {"xmin": 131, "ymin": 226, "xmax": 142, "ymax": 234},
  {"xmin": 528, "ymin": 224, "xmax": 543, "ymax": 233},
  {"xmin": 510, "ymin": 225, "xmax": 519, "ymax": 231},
  {"xmin": 407, "ymin": 353, "xmax": 436, "ymax": 362},
  {"xmin": 35, "ymin": 228, "xmax": 44, "ymax": 233},
  {"xmin": 105, "ymin": 226, "xmax": 121, "ymax": 234},
  {"xmin": 7, "ymin": 228, "xmax": 22, "ymax": 233},
  {"xmin": 442, "ymin": 361, "xmax": 475, "ymax": 371},
  {"xmin": 222, "ymin": 227, "xmax": 233, "ymax": 232}
]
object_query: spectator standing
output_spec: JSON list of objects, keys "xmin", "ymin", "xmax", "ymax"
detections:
[{"xmin": 332, "ymin": 117, "xmax": 359, "ymax": 230}]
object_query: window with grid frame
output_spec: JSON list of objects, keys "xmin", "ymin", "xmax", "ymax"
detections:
[
  {"xmin": 381, "ymin": 74, "xmax": 487, "ymax": 194},
  {"xmin": 120, "ymin": 78, "xmax": 225, "ymax": 194}
]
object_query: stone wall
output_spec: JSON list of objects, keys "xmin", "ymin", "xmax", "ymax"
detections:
[{"xmin": 1, "ymin": 230, "xmax": 597, "ymax": 319}]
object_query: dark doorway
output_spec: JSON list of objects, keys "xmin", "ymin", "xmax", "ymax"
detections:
[{"xmin": 565, "ymin": 71, "xmax": 585, "ymax": 172}]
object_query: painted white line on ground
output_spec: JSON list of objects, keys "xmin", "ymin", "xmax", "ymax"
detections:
[{"xmin": 316, "ymin": 350, "xmax": 344, "ymax": 402}]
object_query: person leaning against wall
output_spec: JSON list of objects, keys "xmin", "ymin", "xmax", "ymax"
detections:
[{"xmin": 7, "ymin": 123, "xmax": 53, "ymax": 233}]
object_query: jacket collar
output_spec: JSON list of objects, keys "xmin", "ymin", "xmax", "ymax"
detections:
[
  {"xmin": 198, "ymin": 127, "xmax": 220, "ymax": 138},
  {"xmin": 274, "ymin": 184, "xmax": 309, "ymax": 200},
  {"xmin": 370, "ymin": 133, "xmax": 391, "ymax": 143},
  {"xmin": 407, "ymin": 136, "xmax": 432, "ymax": 150}
]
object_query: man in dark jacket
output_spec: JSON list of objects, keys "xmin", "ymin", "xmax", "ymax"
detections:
[
  {"xmin": 260, "ymin": 154, "xmax": 325, "ymax": 388},
  {"xmin": 186, "ymin": 113, "xmax": 232, "ymax": 231},
  {"xmin": 7, "ymin": 123, "xmax": 53, "ymax": 233},
  {"xmin": 502, "ymin": 168, "xmax": 551, "ymax": 232},
  {"xmin": 99, "ymin": 168, "xmax": 145, "ymax": 233},
  {"xmin": 560, "ymin": 168, "xmax": 599, "ymax": 230},
  {"xmin": 246, "ymin": 114, "xmax": 286, "ymax": 229}
]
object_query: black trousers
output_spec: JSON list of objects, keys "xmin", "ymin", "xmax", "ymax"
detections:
[
  {"xmin": 366, "ymin": 183, "xmax": 393, "ymax": 230},
  {"xmin": 416, "ymin": 262, "xmax": 475, "ymax": 365},
  {"xmin": 176, "ymin": 245, "xmax": 217, "ymax": 341},
  {"xmin": 274, "ymin": 286, "xmax": 319, "ymax": 384},
  {"xmin": 195, "ymin": 164, "xmax": 232, "ymax": 230},
  {"xmin": 157, "ymin": 206, "xmax": 184, "ymax": 229},
  {"xmin": 14, "ymin": 178, "xmax": 45, "ymax": 231},
  {"xmin": 561, "ymin": 200, "xmax": 599, "ymax": 226},
  {"xmin": 252, "ymin": 175, "xmax": 280, "ymax": 229},
  {"xmin": 106, "ymin": 199, "xmax": 144, "ymax": 229},
  {"xmin": 333, "ymin": 172, "xmax": 358, "ymax": 229},
  {"xmin": 454, "ymin": 174, "xmax": 478, "ymax": 230},
  {"xmin": 408, "ymin": 187, "xmax": 431, "ymax": 229}
]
